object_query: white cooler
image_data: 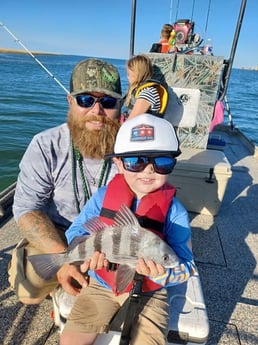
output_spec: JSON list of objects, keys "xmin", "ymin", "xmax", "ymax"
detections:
[{"xmin": 169, "ymin": 148, "xmax": 232, "ymax": 216}]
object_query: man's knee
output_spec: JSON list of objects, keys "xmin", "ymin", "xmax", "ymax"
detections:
[
  {"xmin": 18, "ymin": 295, "xmax": 47, "ymax": 305},
  {"xmin": 8, "ymin": 240, "xmax": 58, "ymax": 302}
]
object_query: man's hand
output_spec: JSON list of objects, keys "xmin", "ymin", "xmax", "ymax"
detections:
[
  {"xmin": 57, "ymin": 252, "xmax": 109, "ymax": 295},
  {"xmin": 136, "ymin": 258, "xmax": 165, "ymax": 277},
  {"xmin": 57, "ymin": 263, "xmax": 88, "ymax": 296}
]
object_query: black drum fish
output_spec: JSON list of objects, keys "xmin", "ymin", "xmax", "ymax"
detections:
[{"xmin": 28, "ymin": 204, "xmax": 179, "ymax": 292}]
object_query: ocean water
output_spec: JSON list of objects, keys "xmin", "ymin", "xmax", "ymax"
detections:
[{"xmin": 0, "ymin": 53, "xmax": 257, "ymax": 192}]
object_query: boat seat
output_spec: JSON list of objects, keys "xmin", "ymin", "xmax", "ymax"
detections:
[{"xmin": 164, "ymin": 87, "xmax": 200, "ymax": 128}]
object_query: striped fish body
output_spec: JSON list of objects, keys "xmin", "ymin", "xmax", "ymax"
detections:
[
  {"xmin": 28, "ymin": 205, "xmax": 179, "ymax": 290},
  {"xmin": 69, "ymin": 223, "xmax": 177, "ymax": 268}
]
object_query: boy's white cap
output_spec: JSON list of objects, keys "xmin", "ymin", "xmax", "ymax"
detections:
[{"xmin": 106, "ymin": 114, "xmax": 181, "ymax": 157}]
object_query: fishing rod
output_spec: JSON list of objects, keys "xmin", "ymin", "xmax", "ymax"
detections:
[
  {"xmin": 203, "ymin": 0, "xmax": 212, "ymax": 44},
  {"xmin": 0, "ymin": 22, "xmax": 69, "ymax": 94},
  {"xmin": 169, "ymin": 0, "xmax": 174, "ymax": 24},
  {"xmin": 190, "ymin": 0, "xmax": 196, "ymax": 22},
  {"xmin": 175, "ymin": 0, "xmax": 180, "ymax": 21}
]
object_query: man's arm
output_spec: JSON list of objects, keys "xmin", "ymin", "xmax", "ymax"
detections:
[{"xmin": 17, "ymin": 210, "xmax": 67, "ymax": 254}]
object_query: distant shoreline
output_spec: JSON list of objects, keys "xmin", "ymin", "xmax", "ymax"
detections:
[
  {"xmin": 1, "ymin": 49, "xmax": 256, "ymax": 69},
  {"xmin": 0, "ymin": 48, "xmax": 61, "ymax": 55}
]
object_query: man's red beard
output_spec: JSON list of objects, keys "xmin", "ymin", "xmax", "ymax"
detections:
[{"xmin": 67, "ymin": 110, "xmax": 120, "ymax": 159}]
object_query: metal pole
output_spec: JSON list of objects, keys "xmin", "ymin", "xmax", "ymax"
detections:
[
  {"xmin": 218, "ymin": 0, "xmax": 247, "ymax": 101},
  {"xmin": 129, "ymin": 0, "xmax": 137, "ymax": 57},
  {"xmin": 0, "ymin": 22, "xmax": 69, "ymax": 94}
]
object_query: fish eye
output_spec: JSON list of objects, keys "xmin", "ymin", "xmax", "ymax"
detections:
[{"xmin": 162, "ymin": 254, "xmax": 170, "ymax": 262}]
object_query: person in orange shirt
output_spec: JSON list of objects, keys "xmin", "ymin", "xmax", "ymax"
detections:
[{"xmin": 159, "ymin": 24, "xmax": 173, "ymax": 53}]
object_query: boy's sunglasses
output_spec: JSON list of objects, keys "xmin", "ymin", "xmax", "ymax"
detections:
[
  {"xmin": 75, "ymin": 94, "xmax": 118, "ymax": 109},
  {"xmin": 121, "ymin": 156, "xmax": 177, "ymax": 175}
]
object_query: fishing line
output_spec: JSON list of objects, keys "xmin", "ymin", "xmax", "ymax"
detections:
[
  {"xmin": 190, "ymin": 0, "xmax": 196, "ymax": 22},
  {"xmin": 0, "ymin": 22, "xmax": 69, "ymax": 94},
  {"xmin": 169, "ymin": 0, "xmax": 174, "ymax": 24},
  {"xmin": 174, "ymin": 0, "xmax": 196, "ymax": 23},
  {"xmin": 175, "ymin": 0, "xmax": 180, "ymax": 21}
]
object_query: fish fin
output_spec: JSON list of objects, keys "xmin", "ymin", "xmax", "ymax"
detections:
[
  {"xmin": 68, "ymin": 235, "xmax": 89, "ymax": 250},
  {"xmin": 116, "ymin": 264, "xmax": 136, "ymax": 293},
  {"xmin": 83, "ymin": 217, "xmax": 107, "ymax": 234},
  {"xmin": 28, "ymin": 253, "xmax": 66, "ymax": 280},
  {"xmin": 113, "ymin": 204, "xmax": 140, "ymax": 228}
]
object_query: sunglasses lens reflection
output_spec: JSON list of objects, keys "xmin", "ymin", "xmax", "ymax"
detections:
[{"xmin": 76, "ymin": 95, "xmax": 117, "ymax": 109}]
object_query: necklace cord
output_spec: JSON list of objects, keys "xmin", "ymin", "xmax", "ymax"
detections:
[
  {"xmin": 71, "ymin": 141, "xmax": 110, "ymax": 213},
  {"xmin": 71, "ymin": 141, "xmax": 81, "ymax": 213}
]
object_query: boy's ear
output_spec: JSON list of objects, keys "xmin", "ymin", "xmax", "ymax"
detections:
[{"xmin": 113, "ymin": 157, "xmax": 124, "ymax": 173}]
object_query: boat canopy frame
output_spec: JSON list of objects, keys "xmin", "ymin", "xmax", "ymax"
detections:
[{"xmin": 129, "ymin": 0, "xmax": 247, "ymax": 104}]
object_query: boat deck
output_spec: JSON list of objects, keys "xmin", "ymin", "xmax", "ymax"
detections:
[{"xmin": 0, "ymin": 125, "xmax": 257, "ymax": 345}]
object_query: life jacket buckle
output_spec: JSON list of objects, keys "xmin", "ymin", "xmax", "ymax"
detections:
[
  {"xmin": 107, "ymin": 262, "xmax": 119, "ymax": 271},
  {"xmin": 130, "ymin": 273, "xmax": 144, "ymax": 298}
]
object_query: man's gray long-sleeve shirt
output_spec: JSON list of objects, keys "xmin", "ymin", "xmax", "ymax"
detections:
[{"xmin": 13, "ymin": 123, "xmax": 117, "ymax": 230}]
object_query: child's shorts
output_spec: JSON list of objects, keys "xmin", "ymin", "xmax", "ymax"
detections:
[{"xmin": 64, "ymin": 277, "xmax": 169, "ymax": 345}]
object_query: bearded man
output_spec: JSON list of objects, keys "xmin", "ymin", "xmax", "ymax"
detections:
[{"xmin": 8, "ymin": 59, "xmax": 122, "ymax": 305}]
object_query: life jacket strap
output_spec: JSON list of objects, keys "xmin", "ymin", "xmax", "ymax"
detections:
[
  {"xmin": 134, "ymin": 79, "xmax": 169, "ymax": 115},
  {"xmin": 119, "ymin": 273, "xmax": 145, "ymax": 345}
]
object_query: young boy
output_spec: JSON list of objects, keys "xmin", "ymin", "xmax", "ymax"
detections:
[
  {"xmin": 159, "ymin": 24, "xmax": 173, "ymax": 53},
  {"xmin": 60, "ymin": 114, "xmax": 195, "ymax": 345}
]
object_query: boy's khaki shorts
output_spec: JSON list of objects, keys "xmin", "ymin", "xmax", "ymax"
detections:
[
  {"xmin": 8, "ymin": 239, "xmax": 58, "ymax": 300},
  {"xmin": 64, "ymin": 277, "xmax": 169, "ymax": 345}
]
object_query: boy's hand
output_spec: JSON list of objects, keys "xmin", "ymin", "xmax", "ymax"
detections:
[
  {"xmin": 80, "ymin": 251, "xmax": 109, "ymax": 273},
  {"xmin": 136, "ymin": 258, "xmax": 165, "ymax": 277}
]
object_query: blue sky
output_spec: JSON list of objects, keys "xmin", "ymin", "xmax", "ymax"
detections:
[{"xmin": 1, "ymin": 0, "xmax": 257, "ymax": 68}]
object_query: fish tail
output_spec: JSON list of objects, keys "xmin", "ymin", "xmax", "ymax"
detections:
[{"xmin": 28, "ymin": 253, "xmax": 66, "ymax": 280}]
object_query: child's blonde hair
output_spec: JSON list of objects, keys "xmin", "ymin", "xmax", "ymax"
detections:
[{"xmin": 125, "ymin": 55, "xmax": 153, "ymax": 107}]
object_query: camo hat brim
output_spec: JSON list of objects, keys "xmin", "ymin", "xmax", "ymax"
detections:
[{"xmin": 70, "ymin": 58, "xmax": 122, "ymax": 99}]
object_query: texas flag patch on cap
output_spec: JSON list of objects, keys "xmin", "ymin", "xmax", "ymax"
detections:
[{"xmin": 131, "ymin": 124, "xmax": 154, "ymax": 142}]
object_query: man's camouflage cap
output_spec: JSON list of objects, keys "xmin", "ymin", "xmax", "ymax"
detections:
[{"xmin": 70, "ymin": 58, "xmax": 122, "ymax": 99}]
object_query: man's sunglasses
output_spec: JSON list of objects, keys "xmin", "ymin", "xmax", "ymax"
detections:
[
  {"xmin": 121, "ymin": 156, "xmax": 177, "ymax": 175},
  {"xmin": 75, "ymin": 94, "xmax": 118, "ymax": 109}
]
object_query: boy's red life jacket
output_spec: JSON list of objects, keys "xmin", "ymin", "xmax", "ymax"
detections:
[{"xmin": 96, "ymin": 174, "xmax": 176, "ymax": 295}]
